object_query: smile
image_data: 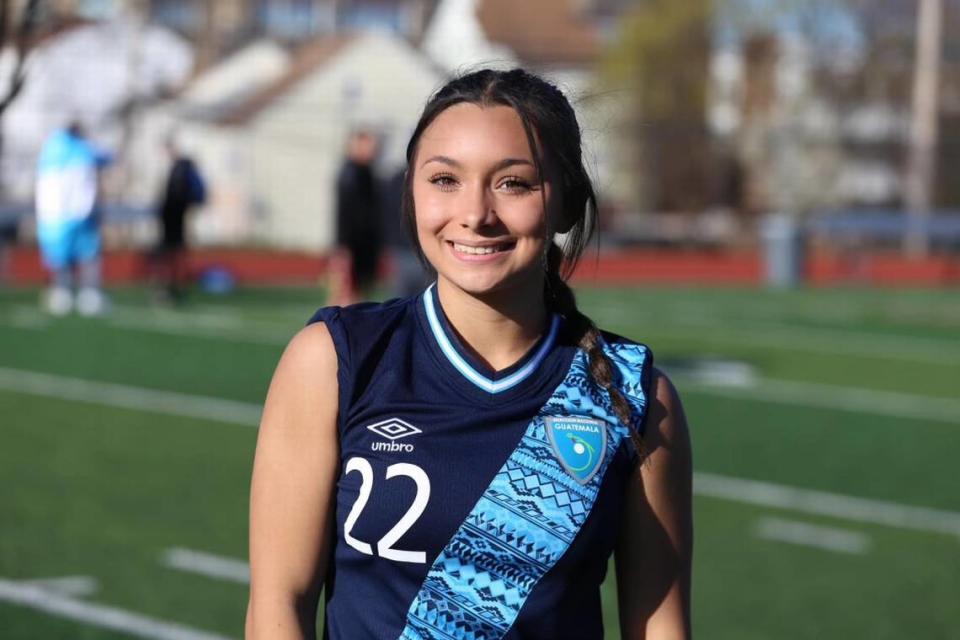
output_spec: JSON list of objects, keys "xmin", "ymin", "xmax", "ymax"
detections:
[{"xmin": 449, "ymin": 241, "xmax": 515, "ymax": 256}]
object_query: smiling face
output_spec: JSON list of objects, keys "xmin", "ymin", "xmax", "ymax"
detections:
[{"xmin": 411, "ymin": 102, "xmax": 556, "ymax": 300}]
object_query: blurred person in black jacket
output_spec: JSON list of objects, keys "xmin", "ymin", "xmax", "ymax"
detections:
[
  {"xmin": 0, "ymin": 210, "xmax": 17, "ymax": 284},
  {"xmin": 329, "ymin": 129, "xmax": 381, "ymax": 305},
  {"xmin": 153, "ymin": 138, "xmax": 205, "ymax": 303}
]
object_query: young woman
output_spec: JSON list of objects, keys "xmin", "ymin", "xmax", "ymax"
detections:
[{"xmin": 247, "ymin": 69, "xmax": 693, "ymax": 640}]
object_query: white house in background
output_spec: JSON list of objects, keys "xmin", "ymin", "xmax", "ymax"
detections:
[
  {"xmin": 161, "ymin": 31, "xmax": 443, "ymax": 250},
  {"xmin": 177, "ymin": 39, "xmax": 291, "ymax": 121},
  {"xmin": 0, "ymin": 18, "xmax": 193, "ymax": 202},
  {"xmin": 126, "ymin": 39, "xmax": 294, "ymax": 244}
]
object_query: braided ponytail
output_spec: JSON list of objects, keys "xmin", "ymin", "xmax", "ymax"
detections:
[{"xmin": 545, "ymin": 245, "xmax": 646, "ymax": 460}]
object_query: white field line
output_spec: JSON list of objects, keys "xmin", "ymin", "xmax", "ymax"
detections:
[
  {"xmin": 14, "ymin": 296, "xmax": 956, "ymax": 365},
  {"xmin": 163, "ymin": 548, "xmax": 249, "ymax": 585},
  {"xmin": 719, "ymin": 323, "xmax": 960, "ymax": 365},
  {"xmin": 4, "ymin": 305, "xmax": 293, "ymax": 346},
  {"xmin": 9, "ymin": 300, "xmax": 957, "ymax": 365},
  {"xmin": 0, "ymin": 357, "xmax": 955, "ymax": 432},
  {"xmin": 1, "ymin": 366, "xmax": 958, "ymax": 538},
  {"xmin": 695, "ymin": 472, "xmax": 960, "ymax": 538},
  {"xmin": 590, "ymin": 305, "xmax": 960, "ymax": 366},
  {"xmin": 191, "ymin": 303, "xmax": 319, "ymax": 323},
  {"xmin": 681, "ymin": 376, "xmax": 960, "ymax": 424},
  {"xmin": 100, "ymin": 305, "xmax": 293, "ymax": 346},
  {"xmin": 0, "ymin": 579, "xmax": 234, "ymax": 640},
  {"xmin": 754, "ymin": 517, "xmax": 871, "ymax": 554},
  {"xmin": 10, "ymin": 303, "xmax": 957, "ymax": 425},
  {"xmin": 23, "ymin": 575, "xmax": 99, "ymax": 598},
  {"xmin": 107, "ymin": 314, "xmax": 289, "ymax": 346},
  {"xmin": 113, "ymin": 305, "xmax": 249, "ymax": 330},
  {"xmin": 7, "ymin": 308, "xmax": 51, "ymax": 330},
  {"xmin": 109, "ymin": 305, "xmax": 286, "ymax": 334},
  {"xmin": 109, "ymin": 304, "xmax": 303, "ymax": 344},
  {"xmin": 613, "ymin": 297, "xmax": 960, "ymax": 328},
  {"xmin": 0, "ymin": 367, "xmax": 261, "ymax": 427}
]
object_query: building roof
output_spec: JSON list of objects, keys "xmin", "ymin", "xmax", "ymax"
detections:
[
  {"xmin": 178, "ymin": 39, "xmax": 290, "ymax": 114},
  {"xmin": 476, "ymin": 0, "xmax": 599, "ymax": 66},
  {"xmin": 215, "ymin": 34, "xmax": 356, "ymax": 126}
]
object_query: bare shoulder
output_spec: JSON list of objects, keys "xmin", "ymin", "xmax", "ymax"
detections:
[
  {"xmin": 271, "ymin": 322, "xmax": 338, "ymax": 390},
  {"xmin": 643, "ymin": 367, "xmax": 690, "ymax": 452},
  {"xmin": 278, "ymin": 322, "xmax": 338, "ymax": 375},
  {"xmin": 259, "ymin": 322, "xmax": 339, "ymax": 438}
]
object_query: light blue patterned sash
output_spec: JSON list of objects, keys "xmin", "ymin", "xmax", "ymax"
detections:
[{"xmin": 399, "ymin": 341, "xmax": 651, "ymax": 640}]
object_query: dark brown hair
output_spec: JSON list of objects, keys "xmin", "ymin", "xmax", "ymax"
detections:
[{"xmin": 402, "ymin": 68, "xmax": 643, "ymax": 455}]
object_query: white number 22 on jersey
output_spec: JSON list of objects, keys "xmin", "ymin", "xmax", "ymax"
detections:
[{"xmin": 342, "ymin": 457, "xmax": 430, "ymax": 564}]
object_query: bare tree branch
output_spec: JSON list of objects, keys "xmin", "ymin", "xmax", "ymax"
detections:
[
  {"xmin": 0, "ymin": 0, "xmax": 11, "ymax": 53},
  {"xmin": 0, "ymin": 0, "xmax": 42, "ymax": 115}
]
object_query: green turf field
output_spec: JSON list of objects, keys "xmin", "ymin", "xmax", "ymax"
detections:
[{"xmin": 1, "ymin": 285, "xmax": 958, "ymax": 639}]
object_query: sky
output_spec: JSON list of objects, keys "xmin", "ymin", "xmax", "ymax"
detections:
[{"xmin": 714, "ymin": 0, "xmax": 866, "ymax": 58}]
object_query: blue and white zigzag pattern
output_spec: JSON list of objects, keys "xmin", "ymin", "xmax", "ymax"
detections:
[{"xmin": 399, "ymin": 341, "xmax": 650, "ymax": 640}]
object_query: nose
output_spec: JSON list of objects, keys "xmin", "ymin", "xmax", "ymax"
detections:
[{"xmin": 459, "ymin": 184, "xmax": 499, "ymax": 230}]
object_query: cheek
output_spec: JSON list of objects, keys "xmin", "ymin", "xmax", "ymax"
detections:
[
  {"xmin": 506, "ymin": 198, "xmax": 549, "ymax": 239},
  {"xmin": 522, "ymin": 208, "xmax": 548, "ymax": 237},
  {"xmin": 412, "ymin": 180, "xmax": 448, "ymax": 222},
  {"xmin": 411, "ymin": 187, "xmax": 449, "ymax": 254},
  {"xmin": 510, "ymin": 183, "xmax": 554, "ymax": 239}
]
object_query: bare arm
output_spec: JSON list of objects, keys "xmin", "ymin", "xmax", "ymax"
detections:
[
  {"xmin": 246, "ymin": 323, "xmax": 340, "ymax": 640},
  {"xmin": 616, "ymin": 368, "xmax": 694, "ymax": 640}
]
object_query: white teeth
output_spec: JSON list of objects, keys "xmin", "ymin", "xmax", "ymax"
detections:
[{"xmin": 453, "ymin": 243, "xmax": 503, "ymax": 255}]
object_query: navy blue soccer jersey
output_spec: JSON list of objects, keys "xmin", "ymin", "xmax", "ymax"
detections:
[{"xmin": 310, "ymin": 285, "xmax": 653, "ymax": 640}]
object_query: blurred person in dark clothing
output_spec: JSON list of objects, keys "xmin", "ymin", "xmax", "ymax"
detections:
[
  {"xmin": 329, "ymin": 129, "xmax": 382, "ymax": 305},
  {"xmin": 153, "ymin": 138, "xmax": 205, "ymax": 303},
  {"xmin": 382, "ymin": 165, "xmax": 430, "ymax": 298},
  {"xmin": 0, "ymin": 211, "xmax": 18, "ymax": 284}
]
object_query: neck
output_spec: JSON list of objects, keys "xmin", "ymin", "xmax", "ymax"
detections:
[{"xmin": 435, "ymin": 277, "xmax": 549, "ymax": 372}]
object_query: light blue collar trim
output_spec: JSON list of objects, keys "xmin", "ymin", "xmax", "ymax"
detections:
[{"xmin": 423, "ymin": 283, "xmax": 561, "ymax": 394}]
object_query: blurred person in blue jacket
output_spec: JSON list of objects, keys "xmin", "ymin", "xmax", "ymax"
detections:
[
  {"xmin": 35, "ymin": 121, "xmax": 113, "ymax": 315},
  {"xmin": 152, "ymin": 137, "xmax": 206, "ymax": 304}
]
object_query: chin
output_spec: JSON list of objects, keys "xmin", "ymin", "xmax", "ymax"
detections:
[
  {"xmin": 441, "ymin": 265, "xmax": 539, "ymax": 299},
  {"xmin": 444, "ymin": 273, "xmax": 503, "ymax": 296}
]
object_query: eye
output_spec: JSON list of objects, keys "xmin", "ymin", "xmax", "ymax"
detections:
[
  {"xmin": 497, "ymin": 176, "xmax": 535, "ymax": 194},
  {"xmin": 428, "ymin": 173, "xmax": 459, "ymax": 191}
]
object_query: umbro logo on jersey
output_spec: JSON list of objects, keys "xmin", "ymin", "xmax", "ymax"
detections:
[
  {"xmin": 368, "ymin": 418, "xmax": 421, "ymax": 440},
  {"xmin": 367, "ymin": 418, "xmax": 421, "ymax": 452}
]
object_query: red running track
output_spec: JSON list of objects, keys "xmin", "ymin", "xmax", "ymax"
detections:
[{"xmin": 2, "ymin": 246, "xmax": 957, "ymax": 287}]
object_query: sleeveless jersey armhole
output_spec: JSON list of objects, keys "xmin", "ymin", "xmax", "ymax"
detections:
[
  {"xmin": 308, "ymin": 306, "xmax": 351, "ymax": 436},
  {"xmin": 636, "ymin": 346, "xmax": 655, "ymax": 438},
  {"xmin": 599, "ymin": 337, "xmax": 655, "ymax": 469},
  {"xmin": 627, "ymin": 344, "xmax": 654, "ymax": 468}
]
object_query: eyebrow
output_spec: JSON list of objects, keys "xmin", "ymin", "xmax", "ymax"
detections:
[{"xmin": 419, "ymin": 155, "xmax": 536, "ymax": 172}]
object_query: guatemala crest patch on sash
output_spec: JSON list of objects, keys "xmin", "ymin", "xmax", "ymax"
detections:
[{"xmin": 544, "ymin": 416, "xmax": 607, "ymax": 485}]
